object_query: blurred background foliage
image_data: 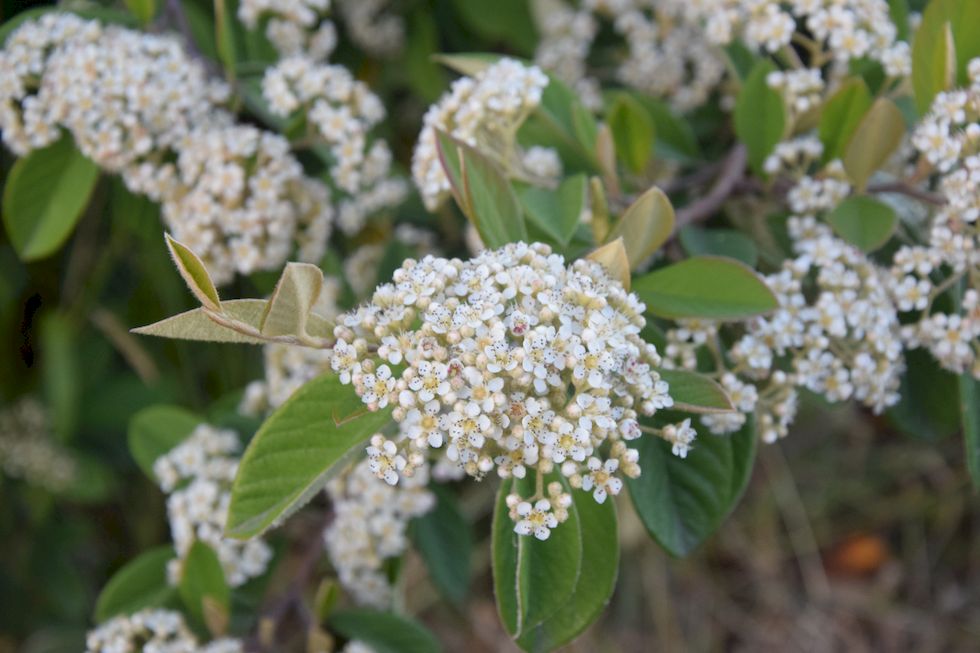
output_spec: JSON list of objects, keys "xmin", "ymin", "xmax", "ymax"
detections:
[{"xmin": 1, "ymin": 0, "xmax": 977, "ymax": 651}]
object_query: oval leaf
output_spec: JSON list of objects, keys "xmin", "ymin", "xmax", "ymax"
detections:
[
  {"xmin": 519, "ymin": 174, "xmax": 587, "ymax": 247},
  {"xmin": 94, "ymin": 546, "xmax": 177, "ymax": 622},
  {"xmin": 607, "ymin": 93, "xmax": 654, "ymax": 174},
  {"xmin": 627, "ymin": 417, "xmax": 757, "ymax": 556},
  {"xmin": 607, "ymin": 186, "xmax": 675, "ymax": 269},
  {"xmin": 493, "ymin": 472, "xmax": 582, "ymax": 639},
  {"xmin": 734, "ymin": 60, "xmax": 785, "ymax": 176},
  {"xmin": 328, "ymin": 609, "xmax": 442, "ymax": 653},
  {"xmin": 678, "ymin": 226, "xmax": 758, "ymax": 267},
  {"xmin": 179, "ymin": 540, "xmax": 230, "ymax": 635},
  {"xmin": 586, "ymin": 238, "xmax": 631, "ymax": 291},
  {"xmin": 842, "ymin": 98, "xmax": 905, "ymax": 191},
  {"xmin": 818, "ymin": 77, "xmax": 872, "ymax": 163},
  {"xmin": 128, "ymin": 405, "xmax": 202, "ymax": 482},
  {"xmin": 2, "ymin": 133, "xmax": 99, "ymax": 261},
  {"xmin": 659, "ymin": 369, "xmax": 735, "ymax": 414},
  {"xmin": 825, "ymin": 195, "xmax": 897, "ymax": 252},
  {"xmin": 633, "ymin": 256, "xmax": 778, "ymax": 320},
  {"xmin": 515, "ymin": 485, "xmax": 617, "ymax": 653},
  {"xmin": 410, "ymin": 485, "xmax": 472, "ymax": 606},
  {"xmin": 226, "ymin": 373, "xmax": 393, "ymax": 538}
]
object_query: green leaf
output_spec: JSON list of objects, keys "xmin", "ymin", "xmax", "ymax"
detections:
[
  {"xmin": 888, "ymin": 0, "xmax": 910, "ymax": 42},
  {"xmin": 607, "ymin": 93, "xmax": 655, "ymax": 173},
  {"xmin": 94, "ymin": 546, "xmax": 177, "ymax": 622},
  {"xmin": 132, "ymin": 299, "xmax": 268, "ymax": 344},
  {"xmin": 632, "ymin": 96, "xmax": 700, "ymax": 162},
  {"xmin": 260, "ymin": 263, "xmax": 324, "ymax": 337},
  {"xmin": 586, "ymin": 238, "xmax": 631, "ymax": 291},
  {"xmin": 448, "ymin": 0, "xmax": 538, "ymax": 55},
  {"xmin": 819, "ymin": 77, "xmax": 872, "ymax": 163},
  {"xmin": 410, "ymin": 485, "xmax": 472, "ymax": 606},
  {"xmin": 179, "ymin": 541, "xmax": 230, "ymax": 635},
  {"xmin": 165, "ymin": 234, "xmax": 221, "ymax": 309},
  {"xmin": 912, "ymin": 0, "xmax": 980, "ymax": 113},
  {"xmin": 633, "ymin": 256, "xmax": 778, "ymax": 320},
  {"xmin": 660, "ymin": 369, "xmax": 735, "ymax": 414},
  {"xmin": 606, "ymin": 187, "xmax": 675, "ymax": 269},
  {"xmin": 493, "ymin": 472, "xmax": 582, "ymax": 639},
  {"xmin": 128, "ymin": 405, "xmax": 202, "ymax": 482},
  {"xmin": 431, "ymin": 52, "xmax": 499, "ymax": 77},
  {"xmin": 627, "ymin": 418, "xmax": 757, "ymax": 556},
  {"xmin": 734, "ymin": 60, "xmax": 785, "ymax": 176},
  {"xmin": 519, "ymin": 175, "xmax": 587, "ymax": 247},
  {"xmin": 887, "ymin": 348, "xmax": 960, "ymax": 442},
  {"xmin": 405, "ymin": 13, "xmax": 448, "ymax": 102},
  {"xmin": 2, "ymin": 133, "xmax": 99, "ymax": 261},
  {"xmin": 328, "ymin": 609, "xmax": 442, "ymax": 653},
  {"xmin": 226, "ymin": 373, "xmax": 393, "ymax": 539},
  {"xmin": 515, "ymin": 486, "xmax": 618, "ymax": 653},
  {"xmin": 123, "ymin": 0, "xmax": 156, "ymax": 24},
  {"xmin": 825, "ymin": 195, "xmax": 897, "ymax": 252},
  {"xmin": 436, "ymin": 130, "xmax": 527, "ymax": 247},
  {"xmin": 41, "ymin": 313, "xmax": 80, "ymax": 443},
  {"xmin": 678, "ymin": 226, "xmax": 758, "ymax": 267},
  {"xmin": 843, "ymin": 98, "xmax": 907, "ymax": 190},
  {"xmin": 961, "ymin": 372, "xmax": 980, "ymax": 490}
]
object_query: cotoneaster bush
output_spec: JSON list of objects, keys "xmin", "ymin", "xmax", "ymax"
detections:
[{"xmin": 0, "ymin": 0, "xmax": 978, "ymax": 651}]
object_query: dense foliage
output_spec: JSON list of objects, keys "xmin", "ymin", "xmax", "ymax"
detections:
[{"xmin": 1, "ymin": 0, "xmax": 978, "ymax": 651}]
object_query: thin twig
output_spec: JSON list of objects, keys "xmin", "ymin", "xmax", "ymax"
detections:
[
  {"xmin": 866, "ymin": 181, "xmax": 947, "ymax": 206},
  {"xmin": 673, "ymin": 144, "xmax": 748, "ymax": 231}
]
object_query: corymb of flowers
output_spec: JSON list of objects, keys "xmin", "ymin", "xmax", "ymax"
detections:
[{"xmin": 330, "ymin": 242, "xmax": 677, "ymax": 540}]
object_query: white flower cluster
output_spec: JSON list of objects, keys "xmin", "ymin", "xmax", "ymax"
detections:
[
  {"xmin": 697, "ymin": 0, "xmax": 908, "ymax": 76},
  {"xmin": 158, "ymin": 125, "xmax": 333, "ymax": 283},
  {"xmin": 892, "ymin": 59, "xmax": 980, "ymax": 378},
  {"xmin": 412, "ymin": 58, "xmax": 552, "ymax": 211},
  {"xmin": 153, "ymin": 425, "xmax": 273, "ymax": 588},
  {"xmin": 506, "ymin": 481, "xmax": 572, "ymax": 541},
  {"xmin": 335, "ymin": 0, "xmax": 405, "ymax": 57},
  {"xmin": 329, "ymin": 242, "xmax": 679, "ymax": 535},
  {"xmin": 324, "ymin": 457, "xmax": 434, "ymax": 607},
  {"xmin": 666, "ymin": 216, "xmax": 905, "ymax": 443},
  {"xmin": 262, "ymin": 56, "xmax": 407, "ymax": 235},
  {"xmin": 0, "ymin": 398, "xmax": 76, "ymax": 492},
  {"xmin": 0, "ymin": 13, "xmax": 336, "ymax": 285},
  {"xmin": 532, "ymin": 0, "xmax": 725, "ymax": 112},
  {"xmin": 238, "ymin": 0, "xmax": 338, "ymax": 61},
  {"xmin": 85, "ymin": 609, "xmax": 242, "ymax": 653}
]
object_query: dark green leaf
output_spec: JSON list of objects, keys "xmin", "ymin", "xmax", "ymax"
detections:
[
  {"xmin": 226, "ymin": 373, "xmax": 393, "ymax": 539},
  {"xmin": 94, "ymin": 546, "xmax": 177, "ymax": 622},
  {"xmin": 411, "ymin": 485, "xmax": 472, "ymax": 605},
  {"xmin": 633, "ymin": 256, "xmax": 779, "ymax": 320},
  {"xmin": 448, "ymin": 0, "xmax": 538, "ymax": 55},
  {"xmin": 734, "ymin": 60, "xmax": 785, "ymax": 176},
  {"xmin": 328, "ymin": 609, "xmax": 442, "ymax": 653},
  {"xmin": 2, "ymin": 133, "xmax": 99, "ymax": 261},
  {"xmin": 961, "ymin": 372, "xmax": 980, "ymax": 490},
  {"xmin": 627, "ymin": 418, "xmax": 757, "ymax": 556},
  {"xmin": 819, "ymin": 77, "xmax": 872, "ymax": 163},
  {"xmin": 825, "ymin": 195, "xmax": 897, "ymax": 252},
  {"xmin": 678, "ymin": 226, "xmax": 758, "ymax": 267},
  {"xmin": 179, "ymin": 541, "xmax": 230, "ymax": 634},
  {"xmin": 128, "ymin": 405, "xmax": 202, "ymax": 482},
  {"xmin": 41, "ymin": 313, "xmax": 79, "ymax": 443},
  {"xmin": 519, "ymin": 175, "xmax": 587, "ymax": 247},
  {"xmin": 887, "ymin": 348, "xmax": 960, "ymax": 442},
  {"xmin": 607, "ymin": 94, "xmax": 654, "ymax": 173}
]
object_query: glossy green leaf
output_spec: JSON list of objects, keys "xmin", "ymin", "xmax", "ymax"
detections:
[
  {"xmin": 627, "ymin": 418, "xmax": 757, "ymax": 556},
  {"xmin": 825, "ymin": 195, "xmax": 897, "ymax": 252},
  {"xmin": 819, "ymin": 77, "xmax": 872, "ymax": 162},
  {"xmin": 226, "ymin": 373, "xmax": 393, "ymax": 538},
  {"xmin": 606, "ymin": 187, "xmax": 675, "ymax": 269},
  {"xmin": 887, "ymin": 348, "xmax": 960, "ymax": 442},
  {"xmin": 961, "ymin": 373, "xmax": 980, "ymax": 490},
  {"xmin": 678, "ymin": 226, "xmax": 758, "ymax": 267},
  {"xmin": 493, "ymin": 472, "xmax": 582, "ymax": 638},
  {"xmin": 128, "ymin": 405, "xmax": 202, "ymax": 482},
  {"xmin": 659, "ymin": 369, "xmax": 735, "ymax": 414},
  {"xmin": 410, "ymin": 485, "xmax": 472, "ymax": 606},
  {"xmin": 449, "ymin": 0, "xmax": 538, "ymax": 55},
  {"xmin": 179, "ymin": 540, "xmax": 230, "ymax": 634},
  {"xmin": 123, "ymin": 0, "xmax": 156, "ymax": 24},
  {"xmin": 328, "ymin": 609, "xmax": 442, "ymax": 653},
  {"xmin": 519, "ymin": 175, "xmax": 587, "ymax": 246},
  {"xmin": 515, "ymin": 485, "xmax": 617, "ymax": 653},
  {"xmin": 912, "ymin": 0, "xmax": 980, "ymax": 113},
  {"xmin": 843, "ymin": 97, "xmax": 906, "ymax": 191},
  {"xmin": 633, "ymin": 256, "xmax": 779, "ymax": 320},
  {"xmin": 94, "ymin": 546, "xmax": 177, "ymax": 622},
  {"xmin": 2, "ymin": 133, "xmax": 99, "ymax": 261},
  {"xmin": 607, "ymin": 94, "xmax": 654, "ymax": 173},
  {"xmin": 734, "ymin": 60, "xmax": 785, "ymax": 176}
]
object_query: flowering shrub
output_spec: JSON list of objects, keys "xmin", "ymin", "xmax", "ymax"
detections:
[{"xmin": 1, "ymin": 0, "xmax": 979, "ymax": 651}]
